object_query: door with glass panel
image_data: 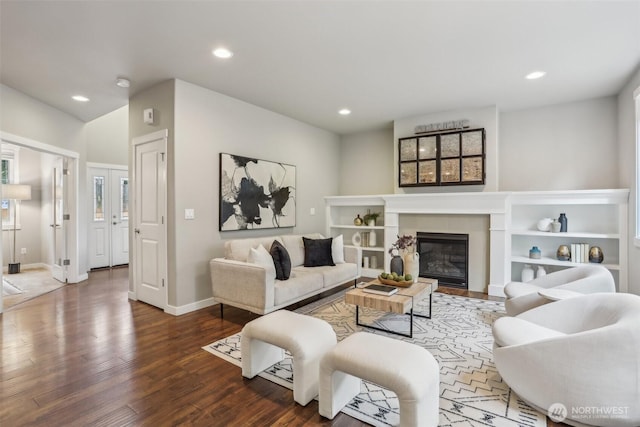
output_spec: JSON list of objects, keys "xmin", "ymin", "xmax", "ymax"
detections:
[
  {"xmin": 88, "ymin": 167, "xmax": 129, "ymax": 269},
  {"xmin": 51, "ymin": 157, "xmax": 68, "ymax": 283}
]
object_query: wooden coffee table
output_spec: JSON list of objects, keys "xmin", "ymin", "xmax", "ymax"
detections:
[{"xmin": 344, "ymin": 277, "xmax": 438, "ymax": 338}]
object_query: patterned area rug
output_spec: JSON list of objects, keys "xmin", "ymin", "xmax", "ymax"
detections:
[
  {"xmin": 203, "ymin": 291, "xmax": 546, "ymax": 427},
  {"xmin": 2, "ymin": 268, "xmax": 66, "ymax": 309}
]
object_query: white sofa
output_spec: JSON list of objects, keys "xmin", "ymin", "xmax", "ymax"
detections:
[
  {"xmin": 493, "ymin": 293, "xmax": 640, "ymax": 427},
  {"xmin": 210, "ymin": 233, "xmax": 361, "ymax": 315}
]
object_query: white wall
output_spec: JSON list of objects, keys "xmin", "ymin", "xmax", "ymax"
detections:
[
  {"xmin": 86, "ymin": 105, "xmax": 129, "ymax": 165},
  {"xmin": 393, "ymin": 106, "xmax": 499, "ymax": 193},
  {"xmin": 174, "ymin": 79, "xmax": 341, "ymax": 307},
  {"xmin": 499, "ymin": 96, "xmax": 619, "ymax": 191},
  {"xmin": 130, "ymin": 79, "xmax": 342, "ymax": 309},
  {"xmin": 339, "ymin": 129, "xmax": 394, "ymax": 195},
  {"xmin": 617, "ymin": 66, "xmax": 640, "ymax": 295}
]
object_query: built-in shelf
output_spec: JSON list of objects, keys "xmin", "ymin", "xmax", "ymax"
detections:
[
  {"xmin": 326, "ymin": 189, "xmax": 629, "ymax": 296},
  {"xmin": 511, "ymin": 230, "xmax": 620, "ymax": 239},
  {"xmin": 362, "ymin": 267, "xmax": 383, "ymax": 277},
  {"xmin": 345, "ymin": 245, "xmax": 384, "ymax": 252},
  {"xmin": 511, "ymin": 255, "xmax": 620, "ymax": 270},
  {"xmin": 331, "ymin": 225, "xmax": 385, "ymax": 230}
]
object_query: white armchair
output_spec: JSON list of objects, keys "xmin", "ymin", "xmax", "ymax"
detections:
[
  {"xmin": 493, "ymin": 293, "xmax": 640, "ymax": 427},
  {"xmin": 504, "ymin": 264, "xmax": 615, "ymax": 316}
]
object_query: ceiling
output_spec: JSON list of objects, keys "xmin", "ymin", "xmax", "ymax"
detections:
[{"xmin": 1, "ymin": 1, "xmax": 639, "ymax": 135}]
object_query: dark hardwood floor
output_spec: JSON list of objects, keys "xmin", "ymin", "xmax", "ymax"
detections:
[{"xmin": 1, "ymin": 270, "xmax": 559, "ymax": 426}]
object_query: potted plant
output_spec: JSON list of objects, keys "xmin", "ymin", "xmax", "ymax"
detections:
[{"xmin": 363, "ymin": 211, "xmax": 381, "ymax": 226}]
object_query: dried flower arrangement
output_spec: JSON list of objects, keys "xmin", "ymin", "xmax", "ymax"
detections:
[{"xmin": 388, "ymin": 234, "xmax": 416, "ymax": 255}]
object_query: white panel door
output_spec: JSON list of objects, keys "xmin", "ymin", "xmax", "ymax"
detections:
[
  {"xmin": 110, "ymin": 169, "xmax": 129, "ymax": 266},
  {"xmin": 134, "ymin": 131, "xmax": 167, "ymax": 310},
  {"xmin": 88, "ymin": 167, "xmax": 110, "ymax": 269}
]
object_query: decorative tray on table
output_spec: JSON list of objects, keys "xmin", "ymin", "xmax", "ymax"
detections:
[{"xmin": 377, "ymin": 275, "xmax": 414, "ymax": 288}]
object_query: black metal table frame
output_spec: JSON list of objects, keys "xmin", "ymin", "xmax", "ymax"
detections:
[{"xmin": 354, "ymin": 285, "xmax": 432, "ymax": 338}]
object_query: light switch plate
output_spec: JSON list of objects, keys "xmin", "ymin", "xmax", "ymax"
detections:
[{"xmin": 185, "ymin": 208, "xmax": 195, "ymax": 220}]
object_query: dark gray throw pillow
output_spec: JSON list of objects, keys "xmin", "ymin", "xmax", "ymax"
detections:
[
  {"xmin": 270, "ymin": 240, "xmax": 291, "ymax": 280},
  {"xmin": 303, "ymin": 237, "xmax": 335, "ymax": 267}
]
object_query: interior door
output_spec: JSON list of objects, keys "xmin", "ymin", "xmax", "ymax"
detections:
[
  {"xmin": 134, "ymin": 131, "xmax": 167, "ymax": 309},
  {"xmin": 88, "ymin": 167, "xmax": 109, "ymax": 269},
  {"xmin": 51, "ymin": 158, "xmax": 67, "ymax": 283},
  {"xmin": 110, "ymin": 169, "xmax": 129, "ymax": 266}
]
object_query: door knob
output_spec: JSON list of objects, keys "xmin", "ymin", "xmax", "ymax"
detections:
[
  {"xmin": 113, "ymin": 222, "xmax": 118, "ymax": 225},
  {"xmin": 134, "ymin": 228, "xmax": 140, "ymax": 234}
]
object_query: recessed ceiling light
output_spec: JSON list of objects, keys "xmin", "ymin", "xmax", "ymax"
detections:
[
  {"xmin": 115, "ymin": 77, "xmax": 130, "ymax": 88},
  {"xmin": 72, "ymin": 95, "xmax": 90, "ymax": 102},
  {"xmin": 525, "ymin": 71, "xmax": 546, "ymax": 80},
  {"xmin": 338, "ymin": 108, "xmax": 351, "ymax": 116},
  {"xmin": 213, "ymin": 48, "xmax": 234, "ymax": 59}
]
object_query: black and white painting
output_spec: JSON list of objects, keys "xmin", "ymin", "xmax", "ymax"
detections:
[{"xmin": 219, "ymin": 153, "xmax": 296, "ymax": 231}]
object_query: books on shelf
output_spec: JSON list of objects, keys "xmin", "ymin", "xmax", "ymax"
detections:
[{"xmin": 570, "ymin": 243, "xmax": 590, "ymax": 263}]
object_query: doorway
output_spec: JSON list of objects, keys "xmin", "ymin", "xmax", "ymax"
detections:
[
  {"xmin": 87, "ymin": 164, "xmax": 129, "ymax": 269},
  {"xmin": 0, "ymin": 131, "xmax": 84, "ymax": 313}
]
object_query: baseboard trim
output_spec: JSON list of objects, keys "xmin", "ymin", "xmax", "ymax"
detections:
[
  {"xmin": 128, "ymin": 291, "xmax": 137, "ymax": 300},
  {"xmin": 69, "ymin": 272, "xmax": 89, "ymax": 284},
  {"xmin": 165, "ymin": 298, "xmax": 218, "ymax": 316},
  {"xmin": 488, "ymin": 283, "xmax": 506, "ymax": 297}
]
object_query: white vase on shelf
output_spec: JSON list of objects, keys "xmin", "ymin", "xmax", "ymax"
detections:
[
  {"xmin": 369, "ymin": 231, "xmax": 376, "ymax": 247},
  {"xmin": 536, "ymin": 266, "xmax": 546, "ymax": 278},
  {"xmin": 521, "ymin": 264, "xmax": 534, "ymax": 282}
]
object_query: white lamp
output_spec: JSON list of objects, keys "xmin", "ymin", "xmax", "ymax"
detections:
[{"xmin": 3, "ymin": 184, "xmax": 32, "ymax": 274}]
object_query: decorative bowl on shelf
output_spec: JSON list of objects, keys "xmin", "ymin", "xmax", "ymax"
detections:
[
  {"xmin": 557, "ymin": 245, "xmax": 570, "ymax": 261},
  {"xmin": 377, "ymin": 275, "xmax": 413, "ymax": 288},
  {"xmin": 589, "ymin": 246, "xmax": 604, "ymax": 263},
  {"xmin": 536, "ymin": 218, "xmax": 553, "ymax": 232}
]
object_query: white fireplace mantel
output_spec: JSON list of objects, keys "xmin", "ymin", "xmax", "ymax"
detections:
[{"xmin": 325, "ymin": 189, "xmax": 629, "ymax": 297}]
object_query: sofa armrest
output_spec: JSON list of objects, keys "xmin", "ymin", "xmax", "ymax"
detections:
[
  {"xmin": 344, "ymin": 245, "xmax": 362, "ymax": 277},
  {"xmin": 209, "ymin": 258, "xmax": 275, "ymax": 314}
]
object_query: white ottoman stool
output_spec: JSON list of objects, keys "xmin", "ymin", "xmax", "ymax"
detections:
[
  {"xmin": 241, "ymin": 310, "xmax": 337, "ymax": 406},
  {"xmin": 319, "ymin": 332, "xmax": 439, "ymax": 427}
]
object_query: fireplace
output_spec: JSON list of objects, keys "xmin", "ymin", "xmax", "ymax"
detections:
[{"xmin": 417, "ymin": 232, "xmax": 469, "ymax": 289}]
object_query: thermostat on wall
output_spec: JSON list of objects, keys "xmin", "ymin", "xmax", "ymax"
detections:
[{"xmin": 143, "ymin": 108, "xmax": 154, "ymax": 125}]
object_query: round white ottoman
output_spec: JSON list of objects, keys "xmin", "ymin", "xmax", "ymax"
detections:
[
  {"xmin": 241, "ymin": 310, "xmax": 337, "ymax": 406},
  {"xmin": 319, "ymin": 331, "xmax": 439, "ymax": 427}
]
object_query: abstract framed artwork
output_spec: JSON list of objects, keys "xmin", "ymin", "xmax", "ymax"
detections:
[{"xmin": 219, "ymin": 153, "xmax": 296, "ymax": 231}]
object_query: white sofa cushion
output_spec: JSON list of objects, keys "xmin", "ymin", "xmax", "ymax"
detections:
[
  {"xmin": 314, "ymin": 263, "xmax": 357, "ymax": 288},
  {"xmin": 274, "ymin": 268, "xmax": 324, "ymax": 305},
  {"xmin": 331, "ymin": 234, "xmax": 345, "ymax": 264},
  {"xmin": 226, "ymin": 236, "xmax": 281, "ymax": 262},
  {"xmin": 247, "ymin": 244, "xmax": 276, "ymax": 282},
  {"xmin": 282, "ymin": 233, "xmax": 323, "ymax": 267}
]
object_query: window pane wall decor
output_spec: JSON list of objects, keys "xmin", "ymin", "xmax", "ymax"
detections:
[{"xmin": 398, "ymin": 128, "xmax": 485, "ymax": 187}]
